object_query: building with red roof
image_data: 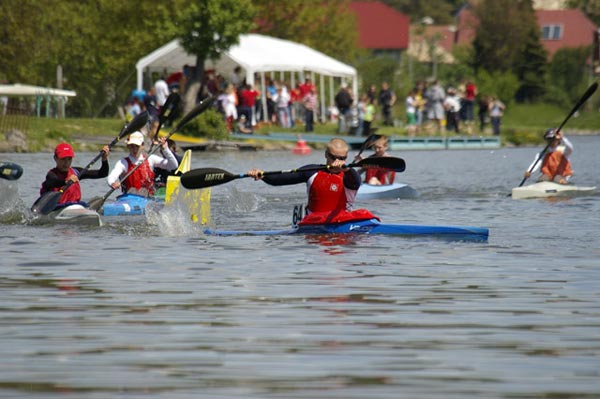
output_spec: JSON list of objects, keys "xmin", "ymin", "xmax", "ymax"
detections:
[
  {"xmin": 348, "ymin": 1, "xmax": 410, "ymax": 60},
  {"xmin": 451, "ymin": 7, "xmax": 597, "ymax": 60}
]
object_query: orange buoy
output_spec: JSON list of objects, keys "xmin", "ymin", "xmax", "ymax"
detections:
[{"xmin": 292, "ymin": 136, "xmax": 311, "ymax": 155}]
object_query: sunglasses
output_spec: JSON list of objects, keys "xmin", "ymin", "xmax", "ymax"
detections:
[{"xmin": 326, "ymin": 151, "xmax": 347, "ymax": 161}]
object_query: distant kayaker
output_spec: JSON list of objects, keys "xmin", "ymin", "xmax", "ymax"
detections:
[
  {"xmin": 39, "ymin": 143, "xmax": 110, "ymax": 207},
  {"xmin": 354, "ymin": 135, "xmax": 395, "ymax": 185},
  {"xmin": 524, "ymin": 128, "xmax": 573, "ymax": 184},
  {"xmin": 247, "ymin": 138, "xmax": 378, "ymax": 225},
  {"xmin": 107, "ymin": 131, "xmax": 178, "ymax": 196}
]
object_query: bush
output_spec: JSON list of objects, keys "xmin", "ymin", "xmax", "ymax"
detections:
[
  {"xmin": 179, "ymin": 108, "xmax": 228, "ymax": 140},
  {"xmin": 476, "ymin": 70, "xmax": 520, "ymax": 104}
]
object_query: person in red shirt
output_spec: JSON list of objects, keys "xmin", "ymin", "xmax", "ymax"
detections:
[
  {"xmin": 354, "ymin": 136, "xmax": 395, "ymax": 185},
  {"xmin": 39, "ymin": 143, "xmax": 110, "ymax": 207},
  {"xmin": 246, "ymin": 138, "xmax": 377, "ymax": 225},
  {"xmin": 238, "ymin": 83, "xmax": 259, "ymax": 127}
]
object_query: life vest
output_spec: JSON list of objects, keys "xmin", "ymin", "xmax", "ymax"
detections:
[
  {"xmin": 542, "ymin": 150, "xmax": 573, "ymax": 179},
  {"xmin": 299, "ymin": 208, "xmax": 379, "ymax": 225},
  {"xmin": 300, "ymin": 170, "xmax": 378, "ymax": 225},
  {"xmin": 306, "ymin": 170, "xmax": 348, "ymax": 213},
  {"xmin": 365, "ymin": 168, "xmax": 395, "ymax": 185},
  {"xmin": 124, "ymin": 156, "xmax": 155, "ymax": 195},
  {"xmin": 42, "ymin": 167, "xmax": 81, "ymax": 204}
]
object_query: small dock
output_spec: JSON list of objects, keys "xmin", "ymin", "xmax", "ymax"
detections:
[{"xmin": 229, "ymin": 132, "xmax": 501, "ymax": 151}]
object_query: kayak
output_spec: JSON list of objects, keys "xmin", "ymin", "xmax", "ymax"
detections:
[
  {"xmin": 205, "ymin": 218, "xmax": 489, "ymax": 242},
  {"xmin": 101, "ymin": 193, "xmax": 159, "ymax": 216},
  {"xmin": 99, "ymin": 149, "xmax": 211, "ymax": 223},
  {"xmin": 36, "ymin": 204, "xmax": 103, "ymax": 227},
  {"xmin": 511, "ymin": 181, "xmax": 596, "ymax": 200},
  {"xmin": 357, "ymin": 182, "xmax": 418, "ymax": 200}
]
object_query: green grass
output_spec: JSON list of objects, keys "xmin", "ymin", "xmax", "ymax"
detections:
[{"xmin": 8, "ymin": 101, "xmax": 600, "ymax": 152}]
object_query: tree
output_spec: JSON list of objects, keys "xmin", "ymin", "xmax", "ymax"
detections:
[
  {"xmin": 0, "ymin": 0, "xmax": 188, "ymax": 116},
  {"xmin": 568, "ymin": 0, "xmax": 600, "ymax": 25},
  {"xmin": 252, "ymin": 0, "xmax": 359, "ymax": 64},
  {"xmin": 514, "ymin": 20, "xmax": 548, "ymax": 102},
  {"xmin": 473, "ymin": 0, "xmax": 547, "ymax": 102},
  {"xmin": 177, "ymin": 0, "xmax": 256, "ymax": 113}
]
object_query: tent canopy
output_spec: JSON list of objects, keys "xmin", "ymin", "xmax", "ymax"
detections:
[
  {"xmin": 136, "ymin": 33, "xmax": 357, "ymax": 91},
  {"xmin": 136, "ymin": 34, "xmax": 358, "ymax": 123}
]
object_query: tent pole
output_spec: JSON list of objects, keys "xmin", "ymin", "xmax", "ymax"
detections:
[
  {"xmin": 320, "ymin": 74, "xmax": 325, "ymax": 124},
  {"xmin": 261, "ymin": 72, "xmax": 267, "ymax": 123}
]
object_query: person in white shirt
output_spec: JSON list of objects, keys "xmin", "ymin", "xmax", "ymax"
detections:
[
  {"xmin": 154, "ymin": 77, "xmax": 169, "ymax": 107},
  {"xmin": 106, "ymin": 131, "xmax": 178, "ymax": 197}
]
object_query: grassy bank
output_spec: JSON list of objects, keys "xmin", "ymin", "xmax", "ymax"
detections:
[{"xmin": 9, "ymin": 101, "xmax": 600, "ymax": 152}]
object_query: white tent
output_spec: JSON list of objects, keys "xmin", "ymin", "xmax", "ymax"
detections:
[{"xmin": 135, "ymin": 34, "xmax": 358, "ymax": 122}]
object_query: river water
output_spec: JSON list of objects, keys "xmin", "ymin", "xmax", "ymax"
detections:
[{"xmin": 1, "ymin": 135, "xmax": 599, "ymax": 399}]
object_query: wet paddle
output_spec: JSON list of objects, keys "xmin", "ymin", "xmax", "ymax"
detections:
[
  {"xmin": 31, "ymin": 111, "xmax": 149, "ymax": 215},
  {"xmin": 0, "ymin": 162, "xmax": 23, "ymax": 181},
  {"xmin": 514, "ymin": 81, "xmax": 598, "ymax": 190},
  {"xmin": 354, "ymin": 133, "xmax": 382, "ymax": 160},
  {"xmin": 88, "ymin": 95, "xmax": 214, "ymax": 211},
  {"xmin": 180, "ymin": 156, "xmax": 406, "ymax": 190},
  {"xmin": 148, "ymin": 92, "xmax": 181, "ymax": 153}
]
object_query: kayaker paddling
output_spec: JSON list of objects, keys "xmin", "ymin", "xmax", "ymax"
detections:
[
  {"xmin": 524, "ymin": 129, "xmax": 573, "ymax": 185},
  {"xmin": 106, "ymin": 131, "xmax": 178, "ymax": 197},
  {"xmin": 354, "ymin": 135, "xmax": 396, "ymax": 185},
  {"xmin": 38, "ymin": 143, "xmax": 110, "ymax": 210},
  {"xmin": 247, "ymin": 138, "xmax": 378, "ymax": 225}
]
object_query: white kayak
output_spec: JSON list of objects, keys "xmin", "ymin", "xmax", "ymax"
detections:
[
  {"xmin": 511, "ymin": 181, "xmax": 596, "ymax": 200},
  {"xmin": 38, "ymin": 204, "xmax": 103, "ymax": 226},
  {"xmin": 357, "ymin": 182, "xmax": 419, "ymax": 200}
]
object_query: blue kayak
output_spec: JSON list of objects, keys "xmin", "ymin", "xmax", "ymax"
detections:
[
  {"xmin": 204, "ymin": 218, "xmax": 489, "ymax": 242},
  {"xmin": 101, "ymin": 193, "xmax": 162, "ymax": 216}
]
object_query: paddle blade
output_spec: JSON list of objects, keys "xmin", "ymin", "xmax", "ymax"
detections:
[
  {"xmin": 181, "ymin": 167, "xmax": 239, "ymax": 189},
  {"xmin": 31, "ymin": 191, "xmax": 62, "ymax": 215},
  {"xmin": 354, "ymin": 156, "xmax": 406, "ymax": 172},
  {"xmin": 0, "ymin": 162, "xmax": 23, "ymax": 180},
  {"xmin": 123, "ymin": 111, "xmax": 149, "ymax": 137},
  {"xmin": 87, "ymin": 196, "xmax": 104, "ymax": 212},
  {"xmin": 159, "ymin": 93, "xmax": 181, "ymax": 125}
]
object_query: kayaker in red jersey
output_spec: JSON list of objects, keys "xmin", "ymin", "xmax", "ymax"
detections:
[
  {"xmin": 354, "ymin": 135, "xmax": 396, "ymax": 185},
  {"xmin": 106, "ymin": 131, "xmax": 178, "ymax": 196},
  {"xmin": 39, "ymin": 143, "xmax": 110, "ymax": 206},
  {"xmin": 524, "ymin": 128, "xmax": 573, "ymax": 184},
  {"xmin": 247, "ymin": 138, "xmax": 378, "ymax": 225}
]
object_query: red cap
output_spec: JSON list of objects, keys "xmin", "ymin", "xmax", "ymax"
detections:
[{"xmin": 54, "ymin": 143, "xmax": 75, "ymax": 159}]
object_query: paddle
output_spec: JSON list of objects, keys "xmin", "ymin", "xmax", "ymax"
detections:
[
  {"xmin": 148, "ymin": 92, "xmax": 181, "ymax": 153},
  {"xmin": 354, "ymin": 133, "xmax": 382, "ymax": 160},
  {"xmin": 515, "ymin": 81, "xmax": 598, "ymax": 189},
  {"xmin": 180, "ymin": 156, "xmax": 406, "ymax": 190},
  {"xmin": 0, "ymin": 162, "xmax": 23, "ymax": 181},
  {"xmin": 88, "ymin": 95, "xmax": 214, "ymax": 211},
  {"xmin": 30, "ymin": 111, "xmax": 149, "ymax": 215}
]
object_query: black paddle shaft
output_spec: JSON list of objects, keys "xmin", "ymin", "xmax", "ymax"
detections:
[{"xmin": 180, "ymin": 156, "xmax": 406, "ymax": 190}]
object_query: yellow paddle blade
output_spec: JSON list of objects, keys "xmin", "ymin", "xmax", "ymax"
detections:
[{"xmin": 165, "ymin": 150, "xmax": 211, "ymax": 224}]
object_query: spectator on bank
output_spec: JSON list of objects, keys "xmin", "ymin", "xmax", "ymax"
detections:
[
  {"xmin": 334, "ymin": 83, "xmax": 353, "ymax": 134},
  {"xmin": 378, "ymin": 82, "xmax": 396, "ymax": 126}
]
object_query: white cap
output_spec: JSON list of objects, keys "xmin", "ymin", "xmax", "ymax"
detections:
[{"xmin": 127, "ymin": 131, "xmax": 145, "ymax": 146}]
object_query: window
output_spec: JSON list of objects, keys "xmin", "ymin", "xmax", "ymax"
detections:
[{"xmin": 541, "ymin": 25, "xmax": 562, "ymax": 40}]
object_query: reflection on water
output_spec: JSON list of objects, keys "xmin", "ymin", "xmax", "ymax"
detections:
[{"xmin": 1, "ymin": 138, "xmax": 600, "ymax": 398}]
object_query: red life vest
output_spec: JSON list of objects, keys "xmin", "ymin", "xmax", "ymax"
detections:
[
  {"xmin": 124, "ymin": 156, "xmax": 155, "ymax": 195},
  {"xmin": 307, "ymin": 170, "xmax": 348, "ymax": 213},
  {"xmin": 42, "ymin": 167, "xmax": 81, "ymax": 204},
  {"xmin": 542, "ymin": 151, "xmax": 573, "ymax": 180},
  {"xmin": 365, "ymin": 168, "xmax": 396, "ymax": 184},
  {"xmin": 300, "ymin": 170, "xmax": 378, "ymax": 225}
]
